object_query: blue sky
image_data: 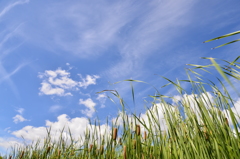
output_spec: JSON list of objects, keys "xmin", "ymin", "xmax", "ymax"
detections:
[{"xmin": 0, "ymin": 0, "xmax": 240, "ymax": 153}]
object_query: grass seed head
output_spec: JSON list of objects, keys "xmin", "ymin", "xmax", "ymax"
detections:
[
  {"xmin": 46, "ymin": 146, "xmax": 51, "ymax": 154},
  {"xmin": 113, "ymin": 128, "xmax": 118, "ymax": 140},
  {"xmin": 99, "ymin": 145, "xmax": 104, "ymax": 155},
  {"xmin": 203, "ymin": 125, "xmax": 209, "ymax": 140},
  {"xmin": 144, "ymin": 131, "xmax": 147, "ymax": 140},
  {"xmin": 19, "ymin": 151, "xmax": 24, "ymax": 159},
  {"xmin": 123, "ymin": 145, "xmax": 127, "ymax": 159},
  {"xmin": 118, "ymin": 137, "xmax": 122, "ymax": 145},
  {"xmin": 136, "ymin": 125, "xmax": 140, "ymax": 136},
  {"xmin": 225, "ymin": 117, "xmax": 229, "ymax": 127},
  {"xmin": 89, "ymin": 144, "xmax": 93, "ymax": 152},
  {"xmin": 58, "ymin": 150, "xmax": 61, "ymax": 157}
]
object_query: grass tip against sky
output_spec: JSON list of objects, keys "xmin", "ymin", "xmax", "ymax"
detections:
[{"xmin": 0, "ymin": 0, "xmax": 240, "ymax": 154}]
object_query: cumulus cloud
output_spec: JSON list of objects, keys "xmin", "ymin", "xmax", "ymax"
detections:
[
  {"xmin": 172, "ymin": 92, "xmax": 240, "ymax": 129},
  {"xmin": 112, "ymin": 92, "xmax": 216, "ymax": 135},
  {"xmin": 13, "ymin": 114, "xmax": 28, "ymax": 124},
  {"xmin": 11, "ymin": 114, "xmax": 110, "ymax": 147},
  {"xmin": 13, "ymin": 108, "xmax": 29, "ymax": 124},
  {"xmin": 79, "ymin": 75, "xmax": 100, "ymax": 89},
  {"xmin": 222, "ymin": 98, "xmax": 240, "ymax": 126},
  {"xmin": 79, "ymin": 98, "xmax": 96, "ymax": 118},
  {"xmin": 112, "ymin": 102, "xmax": 176, "ymax": 135},
  {"xmin": 172, "ymin": 92, "xmax": 214, "ymax": 119},
  {"xmin": 39, "ymin": 82, "xmax": 68, "ymax": 96},
  {"xmin": 0, "ymin": 137, "xmax": 23, "ymax": 149},
  {"xmin": 138, "ymin": 103, "xmax": 173, "ymax": 132},
  {"xmin": 38, "ymin": 68, "xmax": 77, "ymax": 96},
  {"xmin": 38, "ymin": 68, "xmax": 100, "ymax": 96}
]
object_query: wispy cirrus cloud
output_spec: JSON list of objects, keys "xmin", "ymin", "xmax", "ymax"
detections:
[
  {"xmin": 105, "ymin": 0, "xmax": 196, "ymax": 79},
  {"xmin": 50, "ymin": 1, "xmax": 138, "ymax": 58},
  {"xmin": 0, "ymin": 1, "xmax": 29, "ymax": 98},
  {"xmin": 23, "ymin": 0, "xmax": 196, "ymax": 80},
  {"xmin": 15, "ymin": 1, "xmax": 134, "ymax": 58},
  {"xmin": 0, "ymin": 0, "xmax": 29, "ymax": 18},
  {"xmin": 3, "ymin": 0, "xmax": 239, "ymax": 83},
  {"xmin": 0, "ymin": 62, "xmax": 28, "ymax": 83},
  {"xmin": 9, "ymin": 0, "xmax": 197, "ymax": 81},
  {"xmin": 49, "ymin": 105, "xmax": 63, "ymax": 113},
  {"xmin": 0, "ymin": 65, "xmax": 20, "ymax": 98}
]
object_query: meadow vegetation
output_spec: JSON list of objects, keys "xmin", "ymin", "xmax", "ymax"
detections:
[
  {"xmin": 1, "ymin": 31, "xmax": 240, "ymax": 158},
  {"xmin": 0, "ymin": 55, "xmax": 239, "ymax": 159}
]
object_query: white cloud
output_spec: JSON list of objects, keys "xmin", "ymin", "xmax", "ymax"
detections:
[
  {"xmin": 0, "ymin": 62, "xmax": 26, "ymax": 99},
  {"xmin": 172, "ymin": 92, "xmax": 214, "ymax": 118},
  {"xmin": 104, "ymin": 0, "xmax": 196, "ymax": 79},
  {"xmin": 65, "ymin": 63, "xmax": 73, "ymax": 70},
  {"xmin": 13, "ymin": 115, "xmax": 27, "ymax": 124},
  {"xmin": 172, "ymin": 92, "xmax": 240, "ymax": 129},
  {"xmin": 39, "ymin": 68, "xmax": 99, "ymax": 96},
  {"xmin": 0, "ymin": 62, "xmax": 27, "ymax": 83},
  {"xmin": 49, "ymin": 105, "xmax": 62, "ymax": 113},
  {"xmin": 112, "ymin": 102, "xmax": 176, "ymax": 135},
  {"xmin": 79, "ymin": 75, "xmax": 100, "ymax": 89},
  {"xmin": 40, "ymin": 82, "xmax": 70, "ymax": 96},
  {"xmin": 96, "ymin": 93, "xmax": 107, "ymax": 108},
  {"xmin": 11, "ymin": 114, "xmax": 110, "ymax": 147},
  {"xmin": 0, "ymin": 7, "xmax": 28, "ymax": 98},
  {"xmin": 222, "ymin": 98, "xmax": 240, "ymax": 126},
  {"xmin": 13, "ymin": 108, "xmax": 28, "ymax": 124},
  {"xmin": 0, "ymin": 0, "xmax": 29, "ymax": 18},
  {"xmin": 112, "ymin": 92, "xmax": 216, "ymax": 135},
  {"xmin": 40, "ymin": 69, "xmax": 77, "ymax": 88},
  {"xmin": 6, "ymin": 0, "xmax": 197, "ymax": 82},
  {"xmin": 138, "ymin": 103, "xmax": 171, "ymax": 132},
  {"xmin": 16, "ymin": 108, "xmax": 24, "ymax": 114},
  {"xmin": 47, "ymin": 1, "xmax": 131, "ymax": 58},
  {"xmin": 79, "ymin": 98, "xmax": 96, "ymax": 118},
  {"xmin": 4, "ymin": 127, "xmax": 11, "ymax": 133},
  {"xmin": 0, "ymin": 137, "xmax": 23, "ymax": 149}
]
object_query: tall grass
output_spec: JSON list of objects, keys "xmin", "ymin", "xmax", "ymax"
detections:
[{"xmin": 2, "ymin": 56, "xmax": 240, "ymax": 159}]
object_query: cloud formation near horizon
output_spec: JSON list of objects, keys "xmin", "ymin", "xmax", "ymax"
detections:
[{"xmin": 11, "ymin": 114, "xmax": 110, "ymax": 146}]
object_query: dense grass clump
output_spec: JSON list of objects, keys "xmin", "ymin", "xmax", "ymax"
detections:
[{"xmin": 2, "ymin": 56, "xmax": 240, "ymax": 159}]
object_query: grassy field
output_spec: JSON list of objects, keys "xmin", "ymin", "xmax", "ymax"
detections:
[{"xmin": 1, "ymin": 56, "xmax": 240, "ymax": 159}]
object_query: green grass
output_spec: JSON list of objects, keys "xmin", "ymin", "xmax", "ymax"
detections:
[{"xmin": 2, "ymin": 56, "xmax": 240, "ymax": 159}]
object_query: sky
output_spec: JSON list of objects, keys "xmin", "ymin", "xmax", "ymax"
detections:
[{"xmin": 0, "ymin": 0, "xmax": 240, "ymax": 154}]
